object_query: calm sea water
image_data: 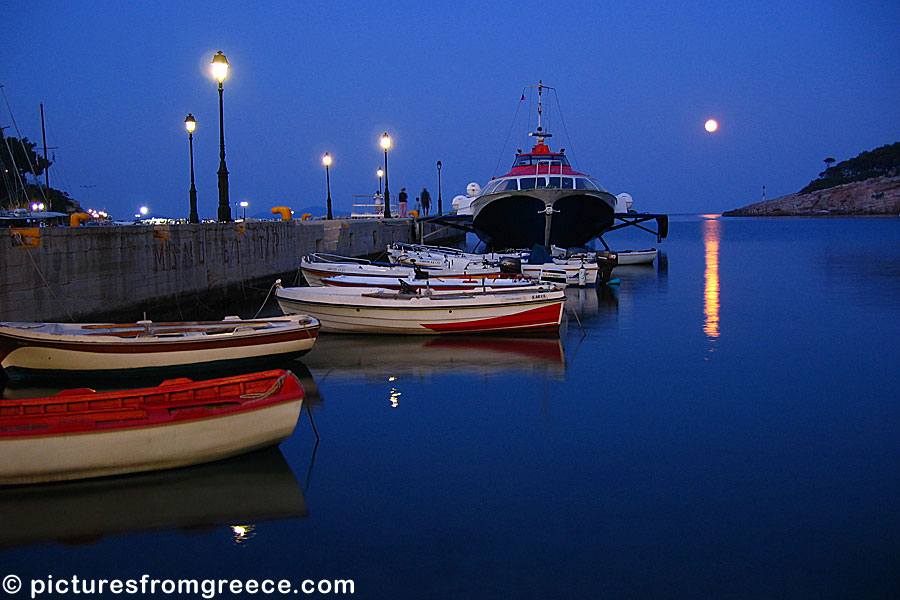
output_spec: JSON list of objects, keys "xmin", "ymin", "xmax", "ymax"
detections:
[{"xmin": 2, "ymin": 215, "xmax": 898, "ymax": 599}]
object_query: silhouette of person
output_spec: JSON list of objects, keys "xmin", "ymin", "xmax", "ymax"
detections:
[
  {"xmin": 421, "ymin": 188, "xmax": 432, "ymax": 216},
  {"xmin": 398, "ymin": 187, "xmax": 408, "ymax": 218}
]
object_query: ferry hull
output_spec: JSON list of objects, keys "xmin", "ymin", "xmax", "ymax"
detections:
[{"xmin": 472, "ymin": 189, "xmax": 616, "ymax": 249}]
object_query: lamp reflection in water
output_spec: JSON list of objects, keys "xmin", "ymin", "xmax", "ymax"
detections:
[
  {"xmin": 231, "ymin": 524, "xmax": 257, "ymax": 545},
  {"xmin": 388, "ymin": 376, "xmax": 401, "ymax": 408},
  {"xmin": 702, "ymin": 215, "xmax": 721, "ymax": 344}
]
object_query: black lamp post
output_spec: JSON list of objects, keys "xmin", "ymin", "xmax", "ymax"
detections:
[
  {"xmin": 323, "ymin": 152, "xmax": 333, "ymax": 220},
  {"xmin": 381, "ymin": 132, "xmax": 391, "ymax": 218},
  {"xmin": 436, "ymin": 160, "xmax": 443, "ymax": 215},
  {"xmin": 184, "ymin": 114, "xmax": 199, "ymax": 223},
  {"xmin": 211, "ymin": 51, "xmax": 231, "ymax": 222}
]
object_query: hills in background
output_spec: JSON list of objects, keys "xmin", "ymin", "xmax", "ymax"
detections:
[{"xmin": 725, "ymin": 142, "xmax": 900, "ymax": 216}]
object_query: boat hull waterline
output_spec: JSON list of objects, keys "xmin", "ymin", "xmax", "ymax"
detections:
[
  {"xmin": 275, "ymin": 285, "xmax": 566, "ymax": 335},
  {"xmin": 0, "ymin": 370, "xmax": 304, "ymax": 485}
]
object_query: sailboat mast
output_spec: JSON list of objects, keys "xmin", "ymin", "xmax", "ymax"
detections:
[{"xmin": 40, "ymin": 103, "xmax": 49, "ymax": 194}]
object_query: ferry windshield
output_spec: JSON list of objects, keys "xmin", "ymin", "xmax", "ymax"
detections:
[{"xmin": 513, "ymin": 155, "xmax": 570, "ymax": 168}]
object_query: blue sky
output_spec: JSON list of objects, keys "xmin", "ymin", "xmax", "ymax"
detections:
[{"xmin": 3, "ymin": 1, "xmax": 898, "ymax": 218}]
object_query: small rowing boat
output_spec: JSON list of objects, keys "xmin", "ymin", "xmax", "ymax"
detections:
[
  {"xmin": 300, "ymin": 253, "xmax": 500, "ymax": 286},
  {"xmin": 0, "ymin": 369, "xmax": 304, "ymax": 485},
  {"xmin": 319, "ymin": 273, "xmax": 540, "ymax": 291},
  {"xmin": 0, "ymin": 315, "xmax": 319, "ymax": 375},
  {"xmin": 275, "ymin": 282, "xmax": 565, "ymax": 335}
]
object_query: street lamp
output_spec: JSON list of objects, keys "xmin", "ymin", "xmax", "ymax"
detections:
[
  {"xmin": 322, "ymin": 153, "xmax": 333, "ymax": 220},
  {"xmin": 381, "ymin": 132, "xmax": 391, "ymax": 218},
  {"xmin": 239, "ymin": 200, "xmax": 248, "ymax": 220},
  {"xmin": 184, "ymin": 113, "xmax": 199, "ymax": 223},
  {"xmin": 211, "ymin": 51, "xmax": 231, "ymax": 222},
  {"xmin": 376, "ymin": 167, "xmax": 384, "ymax": 195},
  {"xmin": 436, "ymin": 160, "xmax": 443, "ymax": 215}
]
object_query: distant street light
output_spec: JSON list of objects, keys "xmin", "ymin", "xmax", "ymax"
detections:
[
  {"xmin": 436, "ymin": 160, "xmax": 443, "ymax": 215},
  {"xmin": 211, "ymin": 51, "xmax": 232, "ymax": 222},
  {"xmin": 184, "ymin": 113, "xmax": 199, "ymax": 223},
  {"xmin": 381, "ymin": 132, "xmax": 391, "ymax": 218},
  {"xmin": 239, "ymin": 200, "xmax": 248, "ymax": 220},
  {"xmin": 322, "ymin": 153, "xmax": 333, "ymax": 220},
  {"xmin": 377, "ymin": 167, "xmax": 384, "ymax": 195},
  {"xmin": 140, "ymin": 206, "xmax": 148, "ymax": 217}
]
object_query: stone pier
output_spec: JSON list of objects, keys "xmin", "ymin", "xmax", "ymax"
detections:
[{"xmin": 1, "ymin": 219, "xmax": 463, "ymax": 322}]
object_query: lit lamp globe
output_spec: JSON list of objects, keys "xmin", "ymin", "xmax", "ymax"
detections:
[
  {"xmin": 380, "ymin": 132, "xmax": 391, "ymax": 151},
  {"xmin": 211, "ymin": 51, "xmax": 229, "ymax": 82},
  {"xmin": 184, "ymin": 114, "xmax": 196, "ymax": 133},
  {"xmin": 322, "ymin": 153, "xmax": 332, "ymax": 167}
]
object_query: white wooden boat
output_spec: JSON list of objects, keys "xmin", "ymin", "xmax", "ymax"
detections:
[
  {"xmin": 0, "ymin": 315, "xmax": 319, "ymax": 374},
  {"xmin": 522, "ymin": 261, "xmax": 599, "ymax": 287},
  {"xmin": 320, "ymin": 273, "xmax": 540, "ymax": 291},
  {"xmin": 612, "ymin": 248, "xmax": 658, "ymax": 265},
  {"xmin": 386, "ymin": 243, "xmax": 616, "ymax": 287},
  {"xmin": 300, "ymin": 253, "xmax": 500, "ymax": 286},
  {"xmin": 387, "ymin": 243, "xmax": 528, "ymax": 266},
  {"xmin": 0, "ymin": 369, "xmax": 304, "ymax": 485},
  {"xmin": 275, "ymin": 283, "xmax": 565, "ymax": 334}
]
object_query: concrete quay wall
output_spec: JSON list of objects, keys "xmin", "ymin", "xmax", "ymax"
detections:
[{"xmin": 1, "ymin": 219, "xmax": 463, "ymax": 322}]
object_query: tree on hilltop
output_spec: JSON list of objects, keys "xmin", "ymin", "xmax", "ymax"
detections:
[{"xmin": 801, "ymin": 142, "xmax": 900, "ymax": 194}]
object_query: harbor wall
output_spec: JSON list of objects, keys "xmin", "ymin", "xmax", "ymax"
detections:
[{"xmin": 1, "ymin": 219, "xmax": 463, "ymax": 322}]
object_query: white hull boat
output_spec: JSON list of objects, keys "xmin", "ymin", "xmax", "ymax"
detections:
[
  {"xmin": 300, "ymin": 253, "xmax": 500, "ymax": 286},
  {"xmin": 521, "ymin": 262, "xmax": 599, "ymax": 287},
  {"xmin": 275, "ymin": 283, "xmax": 565, "ymax": 335},
  {"xmin": 612, "ymin": 248, "xmax": 658, "ymax": 266},
  {"xmin": 320, "ymin": 273, "xmax": 540, "ymax": 291},
  {"xmin": 0, "ymin": 315, "xmax": 320, "ymax": 374}
]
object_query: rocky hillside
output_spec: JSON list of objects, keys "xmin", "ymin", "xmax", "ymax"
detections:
[{"xmin": 723, "ymin": 175, "xmax": 900, "ymax": 216}]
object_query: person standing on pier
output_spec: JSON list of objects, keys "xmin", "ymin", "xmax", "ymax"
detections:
[
  {"xmin": 374, "ymin": 190, "xmax": 384, "ymax": 215},
  {"xmin": 398, "ymin": 187, "xmax": 408, "ymax": 218},
  {"xmin": 421, "ymin": 188, "xmax": 432, "ymax": 216}
]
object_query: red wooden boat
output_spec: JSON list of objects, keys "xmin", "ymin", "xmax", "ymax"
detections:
[{"xmin": 0, "ymin": 369, "xmax": 304, "ymax": 485}]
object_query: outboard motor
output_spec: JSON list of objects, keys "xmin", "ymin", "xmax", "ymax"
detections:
[{"xmin": 499, "ymin": 256, "xmax": 522, "ymax": 274}]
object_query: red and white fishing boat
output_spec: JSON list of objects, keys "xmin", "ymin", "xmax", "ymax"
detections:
[
  {"xmin": 275, "ymin": 282, "xmax": 565, "ymax": 334},
  {"xmin": 0, "ymin": 315, "xmax": 319, "ymax": 375},
  {"xmin": 319, "ymin": 273, "xmax": 539, "ymax": 292},
  {"xmin": 0, "ymin": 369, "xmax": 304, "ymax": 485},
  {"xmin": 300, "ymin": 253, "xmax": 500, "ymax": 286}
]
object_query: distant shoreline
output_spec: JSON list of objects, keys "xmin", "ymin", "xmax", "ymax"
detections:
[{"xmin": 723, "ymin": 174, "xmax": 900, "ymax": 217}]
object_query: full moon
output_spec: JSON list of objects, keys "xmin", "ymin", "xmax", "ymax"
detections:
[{"xmin": 705, "ymin": 119, "xmax": 719, "ymax": 133}]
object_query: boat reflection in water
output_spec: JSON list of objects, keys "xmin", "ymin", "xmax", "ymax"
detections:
[
  {"xmin": 301, "ymin": 333, "xmax": 566, "ymax": 380},
  {"xmin": 0, "ymin": 447, "xmax": 306, "ymax": 549}
]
